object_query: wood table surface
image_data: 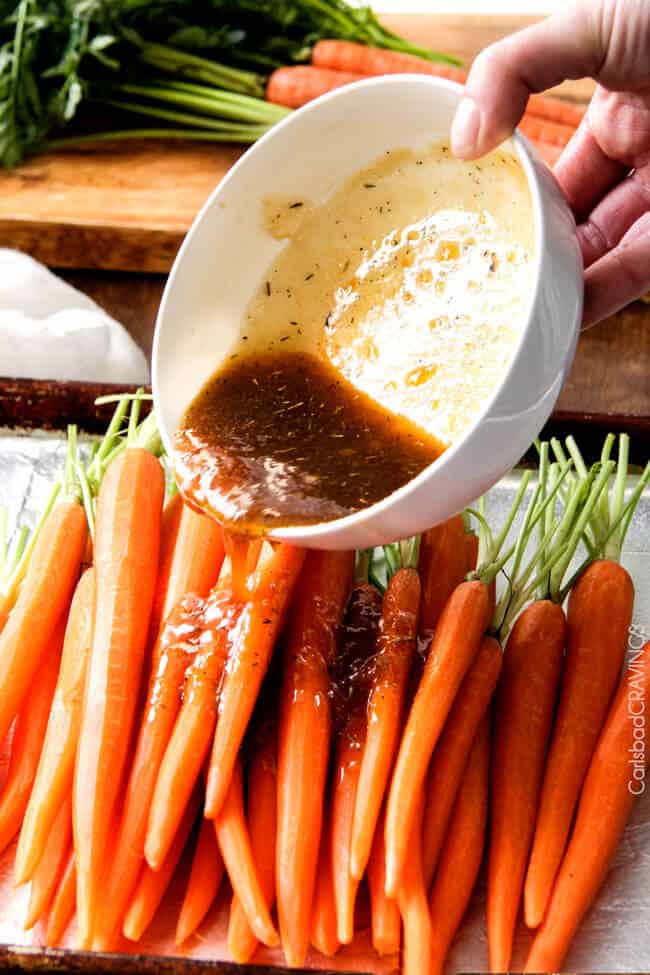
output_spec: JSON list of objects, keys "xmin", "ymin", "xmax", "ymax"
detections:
[{"xmin": 18, "ymin": 13, "xmax": 650, "ymax": 421}]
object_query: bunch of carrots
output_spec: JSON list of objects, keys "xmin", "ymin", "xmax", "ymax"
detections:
[
  {"xmin": 265, "ymin": 40, "xmax": 587, "ymax": 167},
  {"xmin": 0, "ymin": 395, "xmax": 649, "ymax": 975}
]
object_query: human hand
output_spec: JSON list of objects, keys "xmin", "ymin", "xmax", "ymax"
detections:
[{"xmin": 450, "ymin": 0, "xmax": 650, "ymax": 328}]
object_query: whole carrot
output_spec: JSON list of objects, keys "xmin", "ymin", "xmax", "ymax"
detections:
[
  {"xmin": 0, "ymin": 618, "xmax": 64, "ymax": 855},
  {"xmin": 124, "ymin": 789, "xmax": 200, "ymax": 943},
  {"xmin": 148, "ymin": 497, "xmax": 224, "ymax": 653},
  {"xmin": 176, "ymin": 816, "xmax": 224, "ymax": 946},
  {"xmin": 0, "ymin": 496, "xmax": 87, "ymax": 746},
  {"xmin": 24, "ymin": 796, "xmax": 72, "ymax": 930},
  {"xmin": 384, "ymin": 579, "xmax": 491, "ymax": 896},
  {"xmin": 15, "ymin": 568, "xmax": 95, "ymax": 885},
  {"xmin": 487, "ymin": 600, "xmax": 566, "ymax": 972},
  {"xmin": 276, "ymin": 550, "xmax": 353, "ymax": 968},
  {"xmin": 367, "ymin": 806, "xmax": 400, "ymax": 958},
  {"xmin": 422, "ymin": 635, "xmax": 502, "ymax": 889},
  {"xmin": 74, "ymin": 447, "xmax": 164, "ymax": 948},
  {"xmin": 94, "ymin": 512, "xmax": 226, "ymax": 949},
  {"xmin": 228, "ymin": 722, "xmax": 278, "ymax": 964},
  {"xmin": 45, "ymin": 852, "xmax": 76, "ymax": 947},
  {"xmin": 417, "ymin": 515, "xmax": 467, "ymax": 643},
  {"xmin": 310, "ymin": 807, "xmax": 340, "ymax": 959},
  {"xmin": 397, "ymin": 792, "xmax": 432, "ymax": 975},
  {"xmin": 215, "ymin": 758, "xmax": 279, "ymax": 948},
  {"xmin": 525, "ymin": 642, "xmax": 650, "ymax": 971},
  {"xmin": 429, "ymin": 717, "xmax": 491, "ymax": 975},
  {"xmin": 266, "ymin": 65, "xmax": 365, "ymax": 108},
  {"xmin": 350, "ymin": 566, "xmax": 420, "ymax": 882},
  {"xmin": 524, "ymin": 561, "xmax": 634, "ymax": 927},
  {"xmin": 330, "ymin": 580, "xmax": 382, "ymax": 943},
  {"xmin": 204, "ymin": 543, "xmax": 307, "ymax": 819},
  {"xmin": 145, "ymin": 586, "xmax": 240, "ymax": 870}
]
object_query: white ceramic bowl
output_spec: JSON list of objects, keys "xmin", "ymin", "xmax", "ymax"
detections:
[{"xmin": 153, "ymin": 75, "xmax": 583, "ymax": 549}]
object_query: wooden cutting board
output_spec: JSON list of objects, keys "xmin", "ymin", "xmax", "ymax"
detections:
[{"xmin": 0, "ymin": 13, "xmax": 594, "ymax": 273}]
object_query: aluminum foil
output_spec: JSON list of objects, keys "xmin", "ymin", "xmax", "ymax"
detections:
[{"xmin": 1, "ymin": 431, "xmax": 649, "ymax": 973}]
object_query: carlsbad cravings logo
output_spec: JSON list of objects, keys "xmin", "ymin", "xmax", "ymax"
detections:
[{"xmin": 628, "ymin": 625, "xmax": 648, "ymax": 796}]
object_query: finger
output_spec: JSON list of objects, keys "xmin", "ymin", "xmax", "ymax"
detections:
[
  {"xmin": 582, "ymin": 212, "xmax": 650, "ymax": 329},
  {"xmin": 553, "ymin": 113, "xmax": 629, "ymax": 221},
  {"xmin": 451, "ymin": 5, "xmax": 604, "ymax": 159},
  {"xmin": 577, "ymin": 163, "xmax": 650, "ymax": 267}
]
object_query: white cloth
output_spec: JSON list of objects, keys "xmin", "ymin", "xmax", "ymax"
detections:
[{"xmin": 0, "ymin": 249, "xmax": 149, "ymax": 384}]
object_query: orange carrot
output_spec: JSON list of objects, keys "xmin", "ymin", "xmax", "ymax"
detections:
[
  {"xmin": 45, "ymin": 852, "xmax": 76, "ymax": 947},
  {"xmin": 0, "ymin": 620, "xmax": 64, "ymax": 855},
  {"xmin": 0, "ymin": 498, "xmax": 87, "ymax": 746},
  {"xmin": 228, "ymin": 723, "xmax": 278, "ymax": 964},
  {"xmin": 266, "ymin": 65, "xmax": 366, "ymax": 108},
  {"xmin": 331, "ymin": 582, "xmax": 382, "ymax": 942},
  {"xmin": 417, "ymin": 515, "xmax": 468, "ymax": 642},
  {"xmin": 422, "ymin": 635, "xmax": 502, "ymax": 889},
  {"xmin": 94, "ymin": 512, "xmax": 226, "ymax": 949},
  {"xmin": 311, "ymin": 39, "xmax": 466, "ymax": 84},
  {"xmin": 367, "ymin": 806, "xmax": 400, "ymax": 957},
  {"xmin": 24, "ymin": 796, "xmax": 72, "ymax": 930},
  {"xmin": 487, "ymin": 600, "xmax": 566, "ymax": 971},
  {"xmin": 15, "ymin": 568, "xmax": 95, "ymax": 885},
  {"xmin": 74, "ymin": 448, "xmax": 164, "ymax": 948},
  {"xmin": 310, "ymin": 806, "xmax": 340, "ymax": 959},
  {"xmin": 176, "ymin": 816, "xmax": 225, "ymax": 946},
  {"xmin": 350, "ymin": 568, "xmax": 420, "ymax": 883},
  {"xmin": 149, "ymin": 497, "xmax": 224, "ymax": 654},
  {"xmin": 311, "ymin": 40, "xmax": 586, "ymax": 128},
  {"xmin": 276, "ymin": 550, "xmax": 353, "ymax": 968},
  {"xmin": 397, "ymin": 792, "xmax": 432, "ymax": 975},
  {"xmin": 524, "ymin": 642, "xmax": 650, "ymax": 972},
  {"xmin": 535, "ymin": 141, "xmax": 563, "ymax": 167},
  {"xmin": 123, "ymin": 788, "xmax": 199, "ymax": 943},
  {"xmin": 519, "ymin": 114, "xmax": 575, "ymax": 149},
  {"xmin": 524, "ymin": 560, "xmax": 634, "ymax": 928},
  {"xmin": 204, "ymin": 543, "xmax": 307, "ymax": 819},
  {"xmin": 223, "ymin": 531, "xmax": 251, "ymax": 603},
  {"xmin": 145, "ymin": 587, "xmax": 240, "ymax": 870},
  {"xmin": 429, "ymin": 717, "xmax": 491, "ymax": 975},
  {"xmin": 215, "ymin": 758, "xmax": 279, "ymax": 948},
  {"xmin": 384, "ymin": 579, "xmax": 491, "ymax": 896}
]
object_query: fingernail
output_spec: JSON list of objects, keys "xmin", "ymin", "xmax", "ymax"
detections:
[{"xmin": 451, "ymin": 98, "xmax": 482, "ymax": 158}]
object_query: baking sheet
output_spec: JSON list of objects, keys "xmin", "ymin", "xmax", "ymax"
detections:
[{"xmin": 1, "ymin": 431, "xmax": 649, "ymax": 973}]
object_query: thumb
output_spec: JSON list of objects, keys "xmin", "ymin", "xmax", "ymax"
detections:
[{"xmin": 451, "ymin": 3, "xmax": 604, "ymax": 159}]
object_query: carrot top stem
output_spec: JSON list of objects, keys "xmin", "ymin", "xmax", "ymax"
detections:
[
  {"xmin": 354, "ymin": 549, "xmax": 372, "ymax": 584},
  {"xmin": 468, "ymin": 470, "xmax": 532, "ymax": 586}
]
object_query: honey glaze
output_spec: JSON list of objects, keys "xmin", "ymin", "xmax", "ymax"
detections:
[{"xmin": 175, "ymin": 352, "xmax": 443, "ymax": 534}]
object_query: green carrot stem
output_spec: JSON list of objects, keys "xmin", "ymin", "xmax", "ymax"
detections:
[
  {"xmin": 96, "ymin": 97, "xmax": 272, "ymax": 138},
  {"xmin": 137, "ymin": 42, "xmax": 265, "ymax": 97},
  {"xmin": 4, "ymin": 481, "xmax": 60, "ymax": 604},
  {"xmin": 354, "ymin": 549, "xmax": 371, "ymax": 584},
  {"xmin": 105, "ymin": 82, "xmax": 288, "ymax": 125},
  {"xmin": 45, "ymin": 128, "xmax": 266, "ymax": 150}
]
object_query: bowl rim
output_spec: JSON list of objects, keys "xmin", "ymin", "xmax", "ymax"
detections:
[{"xmin": 153, "ymin": 72, "xmax": 578, "ymax": 543}]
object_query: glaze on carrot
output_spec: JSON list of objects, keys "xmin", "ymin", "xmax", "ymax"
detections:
[
  {"xmin": 350, "ymin": 567, "xmax": 420, "ymax": 882},
  {"xmin": 204, "ymin": 543, "xmax": 306, "ymax": 819},
  {"xmin": 384, "ymin": 579, "xmax": 491, "ymax": 896},
  {"xmin": 276, "ymin": 550, "xmax": 353, "ymax": 967},
  {"xmin": 488, "ymin": 600, "xmax": 566, "ymax": 971},
  {"xmin": 74, "ymin": 448, "xmax": 164, "ymax": 948},
  {"xmin": 525, "ymin": 642, "xmax": 650, "ymax": 971}
]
